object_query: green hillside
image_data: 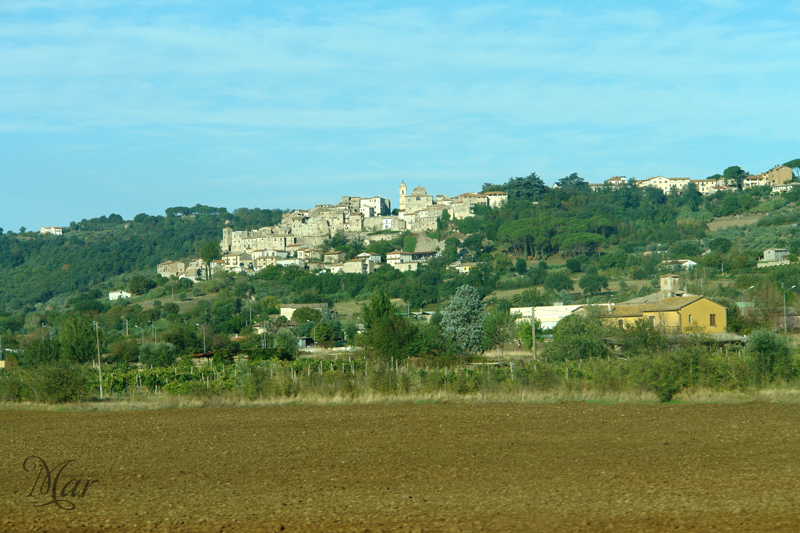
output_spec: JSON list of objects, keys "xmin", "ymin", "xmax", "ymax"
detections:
[{"xmin": 2, "ymin": 164, "xmax": 800, "ymax": 384}]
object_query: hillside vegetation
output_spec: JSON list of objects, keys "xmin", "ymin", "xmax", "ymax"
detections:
[{"xmin": 3, "ymin": 162, "xmax": 800, "ymax": 404}]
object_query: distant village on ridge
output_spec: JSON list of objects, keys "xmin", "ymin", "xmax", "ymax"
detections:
[{"xmin": 133, "ymin": 164, "xmax": 794, "ymax": 281}]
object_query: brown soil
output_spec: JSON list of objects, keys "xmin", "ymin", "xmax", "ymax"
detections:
[{"xmin": 2, "ymin": 402, "xmax": 800, "ymax": 532}]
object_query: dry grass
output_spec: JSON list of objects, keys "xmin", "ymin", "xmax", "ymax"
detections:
[
  {"xmin": 332, "ymin": 300, "xmax": 361, "ymax": 322},
  {"xmin": 707, "ymin": 214, "xmax": 763, "ymax": 231},
  {"xmin": 6, "ymin": 384, "xmax": 800, "ymax": 412},
  {"xmin": 137, "ymin": 292, "xmax": 216, "ymax": 312}
]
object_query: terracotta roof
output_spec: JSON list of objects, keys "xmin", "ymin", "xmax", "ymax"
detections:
[{"xmin": 611, "ymin": 296, "xmax": 709, "ymax": 317}]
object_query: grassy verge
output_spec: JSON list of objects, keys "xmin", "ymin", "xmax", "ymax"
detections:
[{"xmin": 3, "ymin": 352, "xmax": 800, "ymax": 409}]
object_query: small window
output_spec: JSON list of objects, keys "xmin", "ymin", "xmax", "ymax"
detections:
[
  {"xmin": 710, "ymin": 314, "xmax": 716, "ymax": 327},
  {"xmin": 648, "ymin": 316, "xmax": 655, "ymax": 325},
  {"xmin": 688, "ymin": 314, "xmax": 693, "ymax": 323},
  {"xmin": 618, "ymin": 319, "xmax": 623, "ymax": 328}
]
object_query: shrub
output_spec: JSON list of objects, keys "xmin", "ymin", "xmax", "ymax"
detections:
[
  {"xmin": 547, "ymin": 311, "xmax": 609, "ymax": 361},
  {"xmin": 620, "ymin": 318, "xmax": 666, "ymax": 355},
  {"xmin": 27, "ymin": 364, "xmax": 92, "ymax": 403},
  {"xmin": 747, "ymin": 330, "xmax": 792, "ymax": 382},
  {"xmin": 543, "ymin": 271, "xmax": 574, "ymax": 292},
  {"xmin": 649, "ymin": 353, "xmax": 683, "ymax": 402},
  {"xmin": 139, "ymin": 342, "xmax": 178, "ymax": 367},
  {"xmin": 274, "ymin": 329, "xmax": 299, "ymax": 360}
]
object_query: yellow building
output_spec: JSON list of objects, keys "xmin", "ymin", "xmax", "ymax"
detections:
[
  {"xmin": 743, "ymin": 165, "xmax": 793, "ymax": 189},
  {"xmin": 609, "ymin": 296, "xmax": 727, "ymax": 334},
  {"xmin": 635, "ymin": 176, "xmax": 690, "ymax": 195},
  {"xmin": 449, "ymin": 261, "xmax": 482, "ymax": 274}
]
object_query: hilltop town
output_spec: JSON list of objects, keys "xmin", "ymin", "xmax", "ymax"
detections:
[
  {"xmin": 155, "ymin": 182, "xmax": 509, "ymax": 279},
  {"xmin": 152, "ymin": 163, "xmax": 796, "ymax": 280}
]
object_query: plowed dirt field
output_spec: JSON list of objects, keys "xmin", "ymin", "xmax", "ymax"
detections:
[{"xmin": 2, "ymin": 401, "xmax": 799, "ymax": 532}]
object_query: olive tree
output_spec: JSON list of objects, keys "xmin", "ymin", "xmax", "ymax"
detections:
[{"xmin": 441, "ymin": 285, "xmax": 485, "ymax": 357}]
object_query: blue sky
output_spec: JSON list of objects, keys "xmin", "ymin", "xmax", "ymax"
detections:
[{"xmin": 1, "ymin": 1, "xmax": 798, "ymax": 232}]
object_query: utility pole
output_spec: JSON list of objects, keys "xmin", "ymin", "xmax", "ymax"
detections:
[
  {"xmin": 785, "ymin": 286, "xmax": 796, "ymax": 333},
  {"xmin": 531, "ymin": 306, "xmax": 537, "ymax": 361},
  {"xmin": 196, "ymin": 324, "xmax": 206, "ymax": 354},
  {"xmin": 94, "ymin": 322, "xmax": 103, "ymax": 400}
]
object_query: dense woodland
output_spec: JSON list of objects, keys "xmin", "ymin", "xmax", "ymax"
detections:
[{"xmin": 2, "ymin": 160, "xmax": 800, "ymax": 403}]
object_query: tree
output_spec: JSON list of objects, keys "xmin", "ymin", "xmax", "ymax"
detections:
[
  {"xmin": 747, "ymin": 329, "xmax": 791, "ymax": 382},
  {"xmin": 527, "ymin": 261, "xmax": 548, "ymax": 285},
  {"xmin": 514, "ymin": 258, "xmax": 527, "ymax": 275},
  {"xmin": 682, "ymin": 181, "xmax": 702, "ymax": 211},
  {"xmin": 619, "ymin": 318, "xmax": 665, "ymax": 355},
  {"xmin": 489, "ymin": 172, "xmax": 547, "ymax": 201},
  {"xmin": 58, "ymin": 314, "xmax": 97, "ymax": 363},
  {"xmin": 366, "ymin": 313, "xmax": 418, "ymax": 359},
  {"xmin": 405, "ymin": 322, "xmax": 453, "ymax": 361},
  {"xmin": 565, "ymin": 256, "xmax": 583, "ymax": 273},
  {"xmin": 555, "ymin": 232, "xmax": 604, "ymax": 257},
  {"xmin": 723, "ymin": 166, "xmax": 747, "ymax": 189},
  {"xmin": 483, "ymin": 310, "xmax": 519, "ymax": 355},
  {"xmin": 162, "ymin": 302, "xmax": 180, "ymax": 316},
  {"xmin": 579, "ymin": 269, "xmax": 609, "ymax": 296},
  {"xmin": 20, "ymin": 338, "xmax": 61, "ymax": 368},
  {"xmin": 73, "ymin": 299, "xmax": 106, "ymax": 315},
  {"xmin": 261, "ymin": 295, "xmax": 280, "ymax": 314},
  {"xmin": 462, "ymin": 232, "xmax": 485, "ymax": 256},
  {"xmin": 544, "ymin": 271, "xmax": 574, "ymax": 292},
  {"xmin": 557, "ymin": 172, "xmax": 588, "ymax": 191},
  {"xmin": 129, "ymin": 274, "xmax": 156, "ymax": 295},
  {"xmin": 517, "ymin": 317, "xmax": 543, "ymax": 348},
  {"xmin": 321, "ymin": 230, "xmax": 349, "ymax": 253},
  {"xmin": 437, "ymin": 209, "xmax": 451, "ymax": 233},
  {"xmin": 274, "ymin": 329, "xmax": 299, "ymax": 360},
  {"xmin": 139, "ymin": 342, "xmax": 177, "ymax": 367},
  {"xmin": 200, "ymin": 240, "xmax": 222, "ymax": 280},
  {"xmin": 359, "ymin": 292, "xmax": 417, "ymax": 358},
  {"xmin": 292, "ymin": 307, "xmax": 323, "ymax": 325},
  {"xmin": 546, "ymin": 311, "xmax": 609, "ymax": 361},
  {"xmin": 709, "ymin": 237, "xmax": 732, "ymax": 254},
  {"xmin": 512, "ymin": 287, "xmax": 550, "ymax": 307},
  {"xmin": 361, "ymin": 292, "xmax": 396, "ymax": 330},
  {"xmin": 441, "ymin": 285, "xmax": 485, "ymax": 357}
]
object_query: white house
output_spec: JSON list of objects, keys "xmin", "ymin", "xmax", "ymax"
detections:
[
  {"xmin": 109, "ymin": 290, "xmax": 132, "ymax": 301},
  {"xmin": 658, "ymin": 259, "xmax": 697, "ymax": 271},
  {"xmin": 357, "ymin": 252, "xmax": 382, "ymax": 263},
  {"xmin": 280, "ymin": 303, "xmax": 328, "ymax": 321},
  {"xmin": 510, "ymin": 305, "xmax": 585, "ymax": 330}
]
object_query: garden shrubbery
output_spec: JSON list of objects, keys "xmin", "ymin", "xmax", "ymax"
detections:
[{"xmin": 2, "ymin": 339, "xmax": 799, "ymax": 405}]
